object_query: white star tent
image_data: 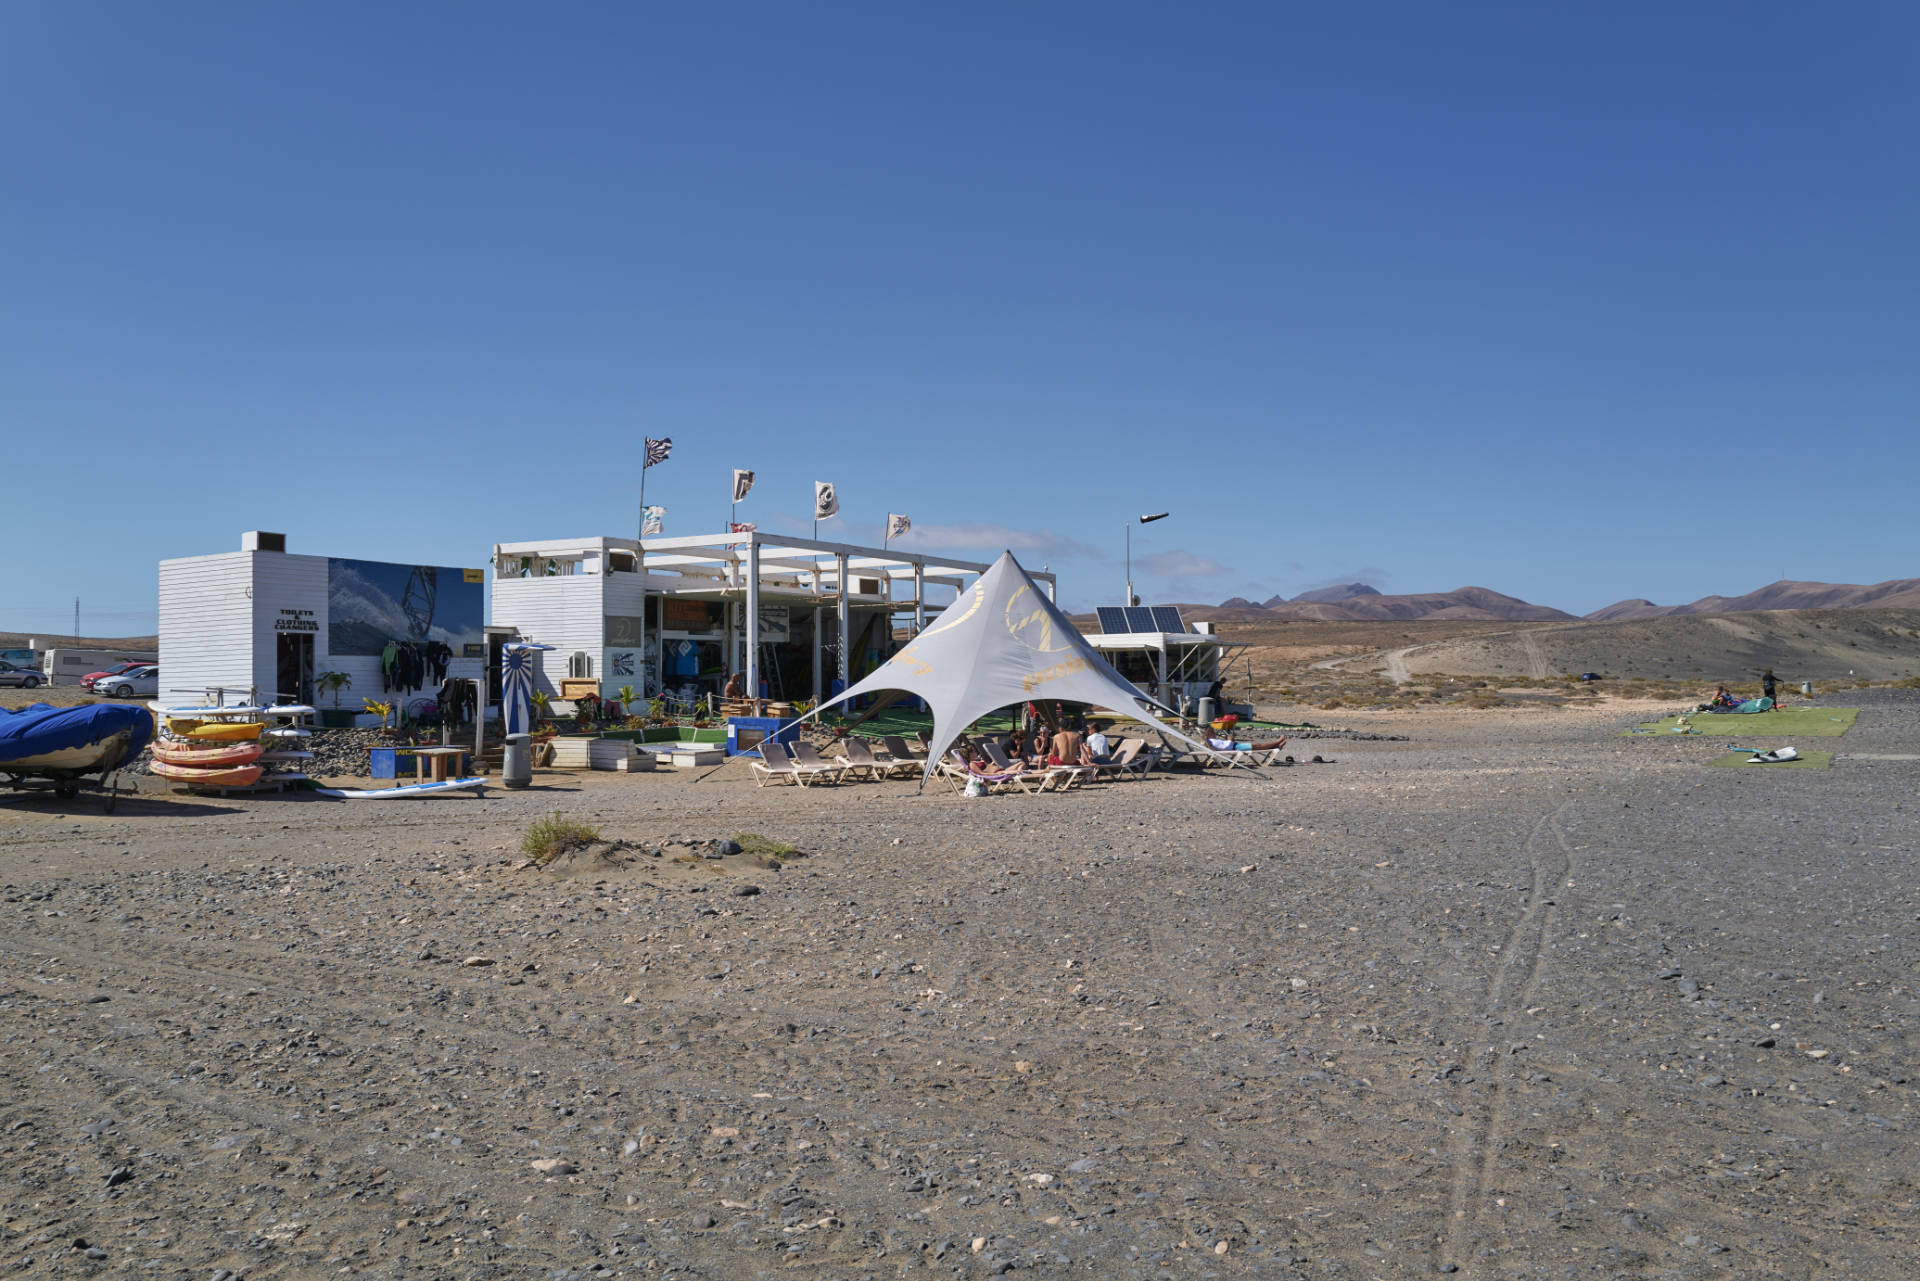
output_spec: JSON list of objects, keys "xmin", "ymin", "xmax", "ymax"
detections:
[{"xmin": 794, "ymin": 551, "xmax": 1217, "ymax": 786}]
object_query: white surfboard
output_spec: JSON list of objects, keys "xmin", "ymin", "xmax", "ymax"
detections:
[{"xmin": 307, "ymin": 777, "xmax": 487, "ymax": 799}]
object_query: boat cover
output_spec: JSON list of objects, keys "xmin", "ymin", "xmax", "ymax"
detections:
[{"xmin": 0, "ymin": 703, "xmax": 153, "ymax": 770}]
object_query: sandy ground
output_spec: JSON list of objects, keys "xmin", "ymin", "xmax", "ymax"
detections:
[{"xmin": 2, "ymin": 696, "xmax": 1917, "ymax": 1279}]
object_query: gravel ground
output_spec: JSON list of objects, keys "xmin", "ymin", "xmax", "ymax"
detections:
[{"xmin": 1, "ymin": 696, "xmax": 1915, "ymax": 1278}]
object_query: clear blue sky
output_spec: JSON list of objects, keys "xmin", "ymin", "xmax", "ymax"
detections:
[{"xmin": 3, "ymin": 2, "xmax": 1915, "ymax": 631}]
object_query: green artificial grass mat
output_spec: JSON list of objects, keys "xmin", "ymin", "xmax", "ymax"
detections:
[
  {"xmin": 1707, "ymin": 748, "xmax": 1833, "ymax": 771},
  {"xmin": 1621, "ymin": 707, "xmax": 1859, "ymax": 738}
]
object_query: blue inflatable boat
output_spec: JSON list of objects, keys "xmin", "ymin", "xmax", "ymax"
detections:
[{"xmin": 0, "ymin": 702, "xmax": 153, "ymax": 807}]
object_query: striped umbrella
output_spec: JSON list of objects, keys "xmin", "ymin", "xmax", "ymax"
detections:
[{"xmin": 502, "ymin": 642, "xmax": 554, "ymax": 736}]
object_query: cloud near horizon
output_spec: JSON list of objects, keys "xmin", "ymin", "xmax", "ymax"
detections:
[
  {"xmin": 1136, "ymin": 550, "xmax": 1232, "ymax": 578},
  {"xmin": 891, "ymin": 523, "xmax": 1107, "ymax": 562}
]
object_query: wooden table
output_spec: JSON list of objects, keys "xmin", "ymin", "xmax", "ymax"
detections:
[{"xmin": 405, "ymin": 747, "xmax": 469, "ymax": 784}]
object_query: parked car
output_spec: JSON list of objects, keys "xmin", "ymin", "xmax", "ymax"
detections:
[
  {"xmin": 0, "ymin": 661, "xmax": 43, "ymax": 689},
  {"xmin": 95, "ymin": 666, "xmax": 159, "ymax": 698},
  {"xmin": 81, "ymin": 660, "xmax": 154, "ymax": 692}
]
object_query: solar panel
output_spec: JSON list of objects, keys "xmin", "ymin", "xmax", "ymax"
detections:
[
  {"xmin": 1124, "ymin": 606, "xmax": 1157, "ymax": 633},
  {"xmin": 1096, "ymin": 606, "xmax": 1129, "ymax": 635},
  {"xmin": 1151, "ymin": 606, "xmax": 1186, "ymax": 633}
]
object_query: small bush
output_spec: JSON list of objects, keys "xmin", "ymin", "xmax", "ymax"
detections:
[
  {"xmin": 522, "ymin": 813, "xmax": 602, "ymax": 864},
  {"xmin": 734, "ymin": 832, "xmax": 803, "ymax": 861}
]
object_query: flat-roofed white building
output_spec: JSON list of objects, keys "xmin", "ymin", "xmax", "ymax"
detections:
[{"xmin": 489, "ymin": 531, "xmax": 1055, "ymax": 705}]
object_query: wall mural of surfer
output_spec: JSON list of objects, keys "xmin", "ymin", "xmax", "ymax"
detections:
[{"xmin": 327, "ymin": 559, "xmax": 484, "ymax": 657}]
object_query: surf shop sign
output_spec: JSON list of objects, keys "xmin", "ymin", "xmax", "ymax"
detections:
[{"xmin": 274, "ymin": 608, "xmax": 319, "ymax": 633}]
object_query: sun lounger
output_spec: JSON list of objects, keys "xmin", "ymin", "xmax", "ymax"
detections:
[
  {"xmin": 1078, "ymin": 738, "xmax": 1144, "ymax": 782},
  {"xmin": 832, "ymin": 736, "xmax": 891, "ymax": 780},
  {"xmin": 881, "ymin": 735, "xmax": 927, "ymax": 763},
  {"xmin": 859, "ymin": 736, "xmax": 923, "ymax": 778},
  {"xmin": 979, "ymin": 740, "xmax": 1075, "ymax": 791},
  {"xmin": 749, "ymin": 742, "xmax": 801, "ymax": 787},
  {"xmin": 786, "ymin": 740, "xmax": 851, "ymax": 785},
  {"xmin": 937, "ymin": 749, "xmax": 1035, "ymax": 795}
]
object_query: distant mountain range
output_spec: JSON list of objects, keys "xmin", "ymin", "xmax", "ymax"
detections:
[{"xmin": 1196, "ymin": 578, "xmax": 1920, "ymax": 624}]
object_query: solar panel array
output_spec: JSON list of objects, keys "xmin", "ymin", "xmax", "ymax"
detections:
[{"xmin": 1095, "ymin": 605, "xmax": 1188, "ymax": 634}]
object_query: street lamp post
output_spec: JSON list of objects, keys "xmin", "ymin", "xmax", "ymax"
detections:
[{"xmin": 1126, "ymin": 512, "xmax": 1171, "ymax": 606}]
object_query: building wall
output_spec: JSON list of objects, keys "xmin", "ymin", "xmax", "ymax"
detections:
[
  {"xmin": 162, "ymin": 550, "xmax": 485, "ymax": 714},
  {"xmin": 490, "ymin": 574, "xmax": 606, "ymax": 697},
  {"xmin": 158, "ymin": 552, "xmax": 258, "ymax": 702}
]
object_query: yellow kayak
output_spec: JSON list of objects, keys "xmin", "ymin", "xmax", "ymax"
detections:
[{"xmin": 166, "ymin": 720, "xmax": 264, "ymax": 742}]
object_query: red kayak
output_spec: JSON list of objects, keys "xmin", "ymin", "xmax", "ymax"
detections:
[
  {"xmin": 150, "ymin": 761, "xmax": 264, "ymax": 788},
  {"xmin": 151, "ymin": 739, "xmax": 265, "ymax": 770}
]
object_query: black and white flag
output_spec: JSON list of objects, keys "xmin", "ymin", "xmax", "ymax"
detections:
[
  {"xmin": 644, "ymin": 437, "xmax": 672, "ymax": 468},
  {"xmin": 731, "ymin": 469, "xmax": 756, "ymax": 502},
  {"xmin": 814, "ymin": 481, "xmax": 839, "ymax": 520}
]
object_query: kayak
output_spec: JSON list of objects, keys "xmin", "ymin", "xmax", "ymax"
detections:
[
  {"xmin": 151, "ymin": 740, "xmax": 265, "ymax": 770},
  {"xmin": 151, "ymin": 761, "xmax": 264, "ymax": 787},
  {"xmin": 167, "ymin": 720, "xmax": 264, "ymax": 742}
]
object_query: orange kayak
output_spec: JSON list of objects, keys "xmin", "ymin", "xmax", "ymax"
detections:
[
  {"xmin": 150, "ymin": 761, "xmax": 264, "ymax": 787},
  {"xmin": 165, "ymin": 720, "xmax": 263, "ymax": 742},
  {"xmin": 151, "ymin": 740, "xmax": 265, "ymax": 770}
]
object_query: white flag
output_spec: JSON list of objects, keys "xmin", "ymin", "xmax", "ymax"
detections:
[
  {"xmin": 886, "ymin": 513, "xmax": 911, "ymax": 541},
  {"xmin": 814, "ymin": 481, "xmax": 839, "ymax": 520},
  {"xmin": 642, "ymin": 505, "xmax": 665, "ymax": 535},
  {"xmin": 731, "ymin": 468, "xmax": 756, "ymax": 502}
]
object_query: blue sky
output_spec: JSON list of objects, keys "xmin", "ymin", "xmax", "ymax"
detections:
[{"xmin": 3, "ymin": 2, "xmax": 1915, "ymax": 632}]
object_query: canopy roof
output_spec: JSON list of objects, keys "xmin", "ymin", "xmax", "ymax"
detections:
[{"xmin": 800, "ymin": 551, "xmax": 1215, "ymax": 785}]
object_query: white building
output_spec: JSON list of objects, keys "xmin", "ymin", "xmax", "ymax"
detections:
[
  {"xmin": 1080, "ymin": 604, "xmax": 1246, "ymax": 713},
  {"xmin": 489, "ymin": 530, "xmax": 1055, "ymax": 705},
  {"xmin": 158, "ymin": 531, "xmax": 486, "ymax": 714}
]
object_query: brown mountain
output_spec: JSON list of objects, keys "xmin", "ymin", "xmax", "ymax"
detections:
[
  {"xmin": 1580, "ymin": 578, "xmax": 1920, "ymax": 620},
  {"xmin": 1195, "ymin": 586, "xmax": 1574, "ymax": 624}
]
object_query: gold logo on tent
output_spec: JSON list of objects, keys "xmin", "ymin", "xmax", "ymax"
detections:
[{"xmin": 1004, "ymin": 585, "xmax": 1067, "ymax": 652}]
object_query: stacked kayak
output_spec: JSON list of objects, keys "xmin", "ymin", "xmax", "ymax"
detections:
[{"xmin": 149, "ymin": 703, "xmax": 315, "ymax": 791}]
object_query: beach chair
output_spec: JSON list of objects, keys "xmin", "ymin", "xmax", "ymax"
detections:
[
  {"xmin": 863, "ymin": 736, "xmax": 922, "ymax": 778},
  {"xmin": 978, "ymin": 740, "xmax": 1068, "ymax": 791},
  {"xmin": 749, "ymin": 742, "xmax": 802, "ymax": 787},
  {"xmin": 938, "ymin": 749, "xmax": 1032, "ymax": 795},
  {"xmin": 1121, "ymin": 744, "xmax": 1165, "ymax": 778},
  {"xmin": 881, "ymin": 734, "xmax": 926, "ymax": 763},
  {"xmin": 1079, "ymin": 738, "xmax": 1143, "ymax": 783},
  {"xmin": 832, "ymin": 736, "xmax": 889, "ymax": 780},
  {"xmin": 786, "ymin": 740, "xmax": 851, "ymax": 785}
]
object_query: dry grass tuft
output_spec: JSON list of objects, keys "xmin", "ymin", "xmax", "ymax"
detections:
[{"xmin": 522, "ymin": 813, "xmax": 603, "ymax": 865}]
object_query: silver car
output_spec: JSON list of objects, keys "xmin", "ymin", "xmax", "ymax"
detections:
[
  {"xmin": 0, "ymin": 661, "xmax": 44, "ymax": 689},
  {"xmin": 95, "ymin": 665, "xmax": 159, "ymax": 699}
]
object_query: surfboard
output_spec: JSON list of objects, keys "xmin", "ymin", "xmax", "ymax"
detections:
[{"xmin": 307, "ymin": 777, "xmax": 487, "ymax": 800}]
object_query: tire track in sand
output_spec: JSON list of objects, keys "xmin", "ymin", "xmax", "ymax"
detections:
[{"xmin": 1434, "ymin": 801, "xmax": 1575, "ymax": 1274}]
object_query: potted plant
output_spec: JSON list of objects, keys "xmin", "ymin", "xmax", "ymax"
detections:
[
  {"xmin": 361, "ymin": 697, "xmax": 395, "ymax": 732},
  {"xmin": 530, "ymin": 690, "xmax": 550, "ymax": 723},
  {"xmin": 316, "ymin": 671, "xmax": 355, "ymax": 726},
  {"xmin": 614, "ymin": 685, "xmax": 636, "ymax": 720}
]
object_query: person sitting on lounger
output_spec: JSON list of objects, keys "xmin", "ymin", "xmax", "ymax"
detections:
[
  {"xmin": 1049, "ymin": 722, "xmax": 1086, "ymax": 767},
  {"xmin": 1085, "ymin": 723, "xmax": 1112, "ymax": 765}
]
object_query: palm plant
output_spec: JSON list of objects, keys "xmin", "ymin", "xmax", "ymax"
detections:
[{"xmin": 316, "ymin": 670, "xmax": 352, "ymax": 708}]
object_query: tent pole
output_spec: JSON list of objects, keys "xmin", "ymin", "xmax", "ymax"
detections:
[
  {"xmin": 745, "ymin": 538, "xmax": 760, "ymax": 712},
  {"xmin": 811, "ymin": 605, "xmax": 823, "ymax": 702},
  {"xmin": 835, "ymin": 552, "xmax": 850, "ymax": 695},
  {"xmin": 913, "ymin": 562, "xmax": 925, "ymax": 634}
]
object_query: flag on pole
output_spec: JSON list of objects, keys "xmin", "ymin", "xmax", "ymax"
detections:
[
  {"xmin": 886, "ymin": 513, "xmax": 911, "ymax": 541},
  {"xmin": 731, "ymin": 469, "xmax": 755, "ymax": 502},
  {"xmin": 644, "ymin": 437, "xmax": 673, "ymax": 468},
  {"xmin": 814, "ymin": 481, "xmax": 839, "ymax": 520},
  {"xmin": 642, "ymin": 505, "xmax": 665, "ymax": 535},
  {"xmin": 729, "ymin": 521, "xmax": 757, "ymax": 535}
]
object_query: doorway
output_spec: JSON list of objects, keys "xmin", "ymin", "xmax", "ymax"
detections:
[{"xmin": 276, "ymin": 632, "xmax": 314, "ymax": 705}]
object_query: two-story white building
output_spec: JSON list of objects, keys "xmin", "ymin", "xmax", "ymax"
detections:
[{"xmin": 488, "ymin": 530, "xmax": 1054, "ymax": 705}]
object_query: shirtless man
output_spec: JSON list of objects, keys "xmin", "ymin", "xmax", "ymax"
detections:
[{"xmin": 1050, "ymin": 721, "xmax": 1087, "ymax": 767}]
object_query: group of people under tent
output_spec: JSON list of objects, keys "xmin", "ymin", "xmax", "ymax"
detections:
[
  {"xmin": 953, "ymin": 717, "xmax": 1113, "ymax": 775},
  {"xmin": 1698, "ymin": 668, "xmax": 1780, "ymax": 713}
]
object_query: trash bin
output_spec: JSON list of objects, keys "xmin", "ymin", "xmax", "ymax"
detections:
[
  {"xmin": 1197, "ymin": 697, "xmax": 1216, "ymax": 728},
  {"xmin": 1800, "ymin": 681, "xmax": 1812, "ymax": 696},
  {"xmin": 503, "ymin": 733, "xmax": 532, "ymax": 789}
]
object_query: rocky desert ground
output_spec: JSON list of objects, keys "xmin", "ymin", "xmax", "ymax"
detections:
[{"xmin": 3, "ymin": 688, "xmax": 1917, "ymax": 1280}]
